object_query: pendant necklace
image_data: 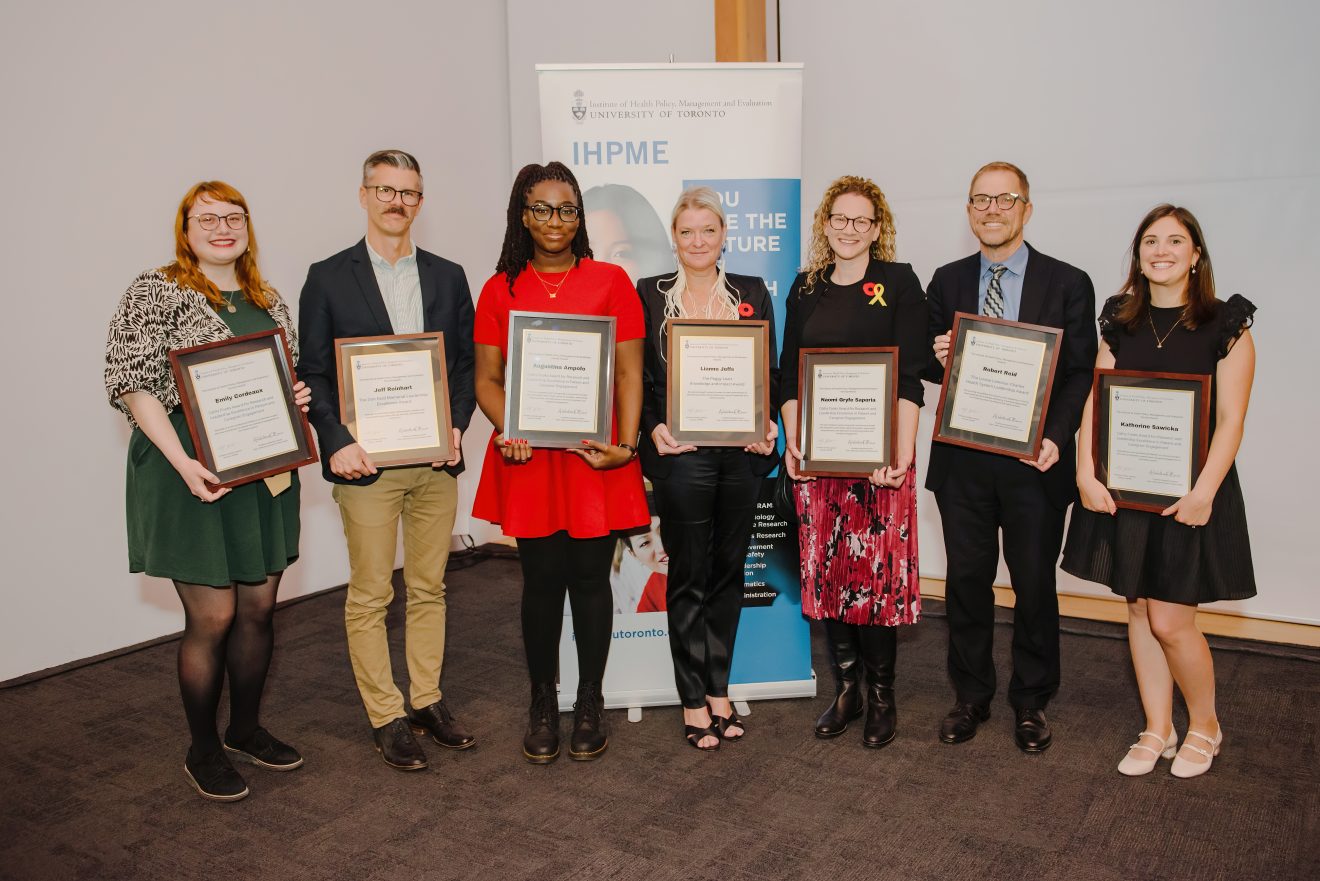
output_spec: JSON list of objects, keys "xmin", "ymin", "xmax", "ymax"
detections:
[
  {"xmin": 222, "ymin": 291, "xmax": 238, "ymax": 314},
  {"xmin": 531, "ymin": 262, "xmax": 573, "ymax": 299},
  {"xmin": 1148, "ymin": 310, "xmax": 1180, "ymax": 349}
]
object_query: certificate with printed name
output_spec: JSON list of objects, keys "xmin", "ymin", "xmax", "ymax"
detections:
[
  {"xmin": 667, "ymin": 319, "xmax": 769, "ymax": 446},
  {"xmin": 506, "ymin": 312, "xmax": 616, "ymax": 448},
  {"xmin": 1093, "ymin": 369, "xmax": 1210, "ymax": 512},
  {"xmin": 797, "ymin": 348, "xmax": 897, "ymax": 477},
  {"xmin": 336, "ymin": 333, "xmax": 453, "ymax": 467},
  {"xmin": 934, "ymin": 313, "xmax": 1062, "ymax": 459},
  {"xmin": 170, "ymin": 328, "xmax": 318, "ymax": 488}
]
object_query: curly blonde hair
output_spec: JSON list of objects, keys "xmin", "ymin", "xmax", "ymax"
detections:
[{"xmin": 801, "ymin": 175, "xmax": 896, "ymax": 293}]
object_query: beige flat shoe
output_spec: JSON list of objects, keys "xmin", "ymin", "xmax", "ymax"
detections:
[
  {"xmin": 1117, "ymin": 729, "xmax": 1178, "ymax": 776},
  {"xmin": 1170, "ymin": 727, "xmax": 1222, "ymax": 778}
]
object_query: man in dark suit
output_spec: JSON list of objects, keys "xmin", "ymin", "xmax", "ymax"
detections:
[
  {"xmin": 298, "ymin": 149, "xmax": 477, "ymax": 770},
  {"xmin": 924, "ymin": 162, "xmax": 1096, "ymax": 753}
]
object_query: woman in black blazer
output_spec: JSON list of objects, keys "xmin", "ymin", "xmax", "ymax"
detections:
[{"xmin": 637, "ymin": 186, "xmax": 779, "ymax": 750}]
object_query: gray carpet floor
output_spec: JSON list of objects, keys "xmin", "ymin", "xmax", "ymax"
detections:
[{"xmin": 2, "ymin": 554, "xmax": 1317, "ymax": 881}]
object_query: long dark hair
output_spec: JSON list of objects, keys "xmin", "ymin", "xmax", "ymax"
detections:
[
  {"xmin": 1115, "ymin": 204, "xmax": 1217, "ymax": 331},
  {"xmin": 495, "ymin": 161, "xmax": 593, "ymax": 293}
]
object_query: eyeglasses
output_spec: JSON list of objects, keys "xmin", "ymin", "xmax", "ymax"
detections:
[
  {"xmin": 187, "ymin": 212, "xmax": 248, "ymax": 231},
  {"xmin": 969, "ymin": 193, "xmax": 1027, "ymax": 211},
  {"xmin": 525, "ymin": 202, "xmax": 581, "ymax": 223},
  {"xmin": 368, "ymin": 185, "xmax": 423, "ymax": 207},
  {"xmin": 828, "ymin": 213, "xmax": 876, "ymax": 233}
]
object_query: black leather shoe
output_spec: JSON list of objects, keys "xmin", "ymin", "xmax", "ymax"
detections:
[
  {"xmin": 1014, "ymin": 707, "xmax": 1052, "ymax": 753},
  {"xmin": 372, "ymin": 717, "xmax": 428, "ymax": 770},
  {"xmin": 569, "ymin": 680, "xmax": 608, "ymax": 761},
  {"xmin": 860, "ymin": 625, "xmax": 897, "ymax": 749},
  {"xmin": 939, "ymin": 702, "xmax": 991, "ymax": 744},
  {"xmin": 814, "ymin": 621, "xmax": 863, "ymax": 738},
  {"xmin": 524, "ymin": 682, "xmax": 561, "ymax": 764},
  {"xmin": 863, "ymin": 683, "xmax": 897, "ymax": 749},
  {"xmin": 184, "ymin": 747, "xmax": 249, "ymax": 802},
  {"xmin": 408, "ymin": 700, "xmax": 476, "ymax": 750},
  {"xmin": 223, "ymin": 726, "xmax": 304, "ymax": 770}
]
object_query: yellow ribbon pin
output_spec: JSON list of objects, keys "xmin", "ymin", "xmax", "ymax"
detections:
[{"xmin": 863, "ymin": 282, "xmax": 886, "ymax": 306}]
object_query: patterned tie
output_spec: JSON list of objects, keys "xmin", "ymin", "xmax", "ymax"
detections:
[{"xmin": 984, "ymin": 263, "xmax": 1008, "ymax": 318}]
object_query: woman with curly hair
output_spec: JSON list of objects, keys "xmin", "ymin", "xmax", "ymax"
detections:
[
  {"xmin": 780, "ymin": 175, "xmax": 926, "ymax": 748},
  {"xmin": 471, "ymin": 162, "xmax": 648, "ymax": 764}
]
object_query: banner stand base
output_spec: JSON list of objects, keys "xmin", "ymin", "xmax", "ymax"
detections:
[{"xmin": 558, "ymin": 675, "xmax": 817, "ymax": 714}]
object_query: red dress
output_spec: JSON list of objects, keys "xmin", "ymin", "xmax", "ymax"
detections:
[{"xmin": 472, "ymin": 258, "xmax": 649, "ymax": 539}]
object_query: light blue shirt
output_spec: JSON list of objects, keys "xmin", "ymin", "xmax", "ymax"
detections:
[
  {"xmin": 978, "ymin": 243, "xmax": 1029, "ymax": 321},
  {"xmin": 365, "ymin": 239, "xmax": 423, "ymax": 334}
]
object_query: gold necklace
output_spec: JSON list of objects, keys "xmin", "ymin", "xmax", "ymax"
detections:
[
  {"xmin": 1148, "ymin": 310, "xmax": 1180, "ymax": 349},
  {"xmin": 530, "ymin": 262, "xmax": 573, "ymax": 299},
  {"xmin": 222, "ymin": 291, "xmax": 239, "ymax": 314}
]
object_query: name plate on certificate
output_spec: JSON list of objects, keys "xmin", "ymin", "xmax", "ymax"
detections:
[
  {"xmin": 1093, "ymin": 369, "xmax": 1210, "ymax": 512},
  {"xmin": 934, "ymin": 313, "xmax": 1063, "ymax": 459},
  {"xmin": 666, "ymin": 319, "xmax": 770, "ymax": 447},
  {"xmin": 169, "ymin": 328, "xmax": 318, "ymax": 488},
  {"xmin": 505, "ymin": 311, "xmax": 616, "ymax": 449},
  {"xmin": 335, "ymin": 332, "xmax": 453, "ymax": 467},
  {"xmin": 797, "ymin": 347, "xmax": 898, "ymax": 477}
]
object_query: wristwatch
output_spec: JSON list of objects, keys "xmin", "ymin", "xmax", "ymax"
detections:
[{"xmin": 618, "ymin": 442, "xmax": 638, "ymax": 461}]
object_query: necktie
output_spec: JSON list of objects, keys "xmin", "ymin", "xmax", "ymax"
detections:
[{"xmin": 984, "ymin": 264, "xmax": 1007, "ymax": 318}]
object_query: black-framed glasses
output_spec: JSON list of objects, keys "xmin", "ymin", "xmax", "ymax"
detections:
[
  {"xmin": 969, "ymin": 192, "xmax": 1026, "ymax": 211},
  {"xmin": 368, "ymin": 185, "xmax": 423, "ymax": 206},
  {"xmin": 187, "ymin": 212, "xmax": 248, "ymax": 231},
  {"xmin": 828, "ymin": 213, "xmax": 876, "ymax": 233},
  {"xmin": 525, "ymin": 202, "xmax": 581, "ymax": 223}
]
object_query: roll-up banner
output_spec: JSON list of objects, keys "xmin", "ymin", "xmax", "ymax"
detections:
[{"xmin": 537, "ymin": 63, "xmax": 814, "ymax": 712}]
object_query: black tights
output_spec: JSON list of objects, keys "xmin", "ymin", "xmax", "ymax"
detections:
[
  {"xmin": 173, "ymin": 576, "xmax": 280, "ymax": 753},
  {"xmin": 516, "ymin": 532, "xmax": 616, "ymax": 688}
]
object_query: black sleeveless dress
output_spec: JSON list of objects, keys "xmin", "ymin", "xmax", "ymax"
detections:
[{"xmin": 1061, "ymin": 294, "xmax": 1257, "ymax": 604}]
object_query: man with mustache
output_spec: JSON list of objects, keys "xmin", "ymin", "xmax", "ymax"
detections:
[
  {"xmin": 297, "ymin": 149, "xmax": 477, "ymax": 770},
  {"xmin": 924, "ymin": 161, "xmax": 1096, "ymax": 753}
]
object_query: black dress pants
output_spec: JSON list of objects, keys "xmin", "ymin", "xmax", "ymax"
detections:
[
  {"xmin": 935, "ymin": 449, "xmax": 1065, "ymax": 710},
  {"xmin": 652, "ymin": 448, "xmax": 760, "ymax": 709}
]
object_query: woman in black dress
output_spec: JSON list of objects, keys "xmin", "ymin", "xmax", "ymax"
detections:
[
  {"xmin": 1063, "ymin": 205, "xmax": 1256, "ymax": 778},
  {"xmin": 637, "ymin": 185, "xmax": 778, "ymax": 749}
]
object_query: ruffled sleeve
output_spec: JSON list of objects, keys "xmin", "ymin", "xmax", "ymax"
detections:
[
  {"xmin": 1217, "ymin": 294, "xmax": 1256, "ymax": 360},
  {"xmin": 1097, "ymin": 293, "xmax": 1127, "ymax": 354}
]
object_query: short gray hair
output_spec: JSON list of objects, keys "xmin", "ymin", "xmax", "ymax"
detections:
[{"xmin": 362, "ymin": 149, "xmax": 422, "ymax": 185}]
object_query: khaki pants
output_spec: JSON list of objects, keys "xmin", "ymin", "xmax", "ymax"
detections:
[{"xmin": 334, "ymin": 468, "xmax": 458, "ymax": 728}]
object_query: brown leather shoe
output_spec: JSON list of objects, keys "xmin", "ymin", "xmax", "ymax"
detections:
[{"xmin": 408, "ymin": 700, "xmax": 476, "ymax": 750}]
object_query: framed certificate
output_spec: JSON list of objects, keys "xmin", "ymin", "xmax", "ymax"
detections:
[
  {"xmin": 665, "ymin": 319, "xmax": 770, "ymax": 447},
  {"xmin": 335, "ymin": 332, "xmax": 453, "ymax": 467},
  {"xmin": 1093, "ymin": 369, "xmax": 1211, "ymax": 512},
  {"xmin": 934, "ymin": 312, "xmax": 1063, "ymax": 459},
  {"xmin": 169, "ymin": 328, "xmax": 318, "ymax": 488},
  {"xmin": 796, "ymin": 347, "xmax": 898, "ymax": 477},
  {"xmin": 505, "ymin": 311, "xmax": 616, "ymax": 449}
]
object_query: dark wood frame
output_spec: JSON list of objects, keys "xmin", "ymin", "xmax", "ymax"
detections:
[
  {"xmin": 335, "ymin": 332, "xmax": 453, "ymax": 467},
  {"xmin": 1092, "ymin": 368, "xmax": 1211, "ymax": 512},
  {"xmin": 796, "ymin": 347, "xmax": 898, "ymax": 477},
  {"xmin": 169, "ymin": 327, "xmax": 318, "ymax": 489},
  {"xmin": 505, "ymin": 311, "xmax": 617, "ymax": 449},
  {"xmin": 934, "ymin": 312, "xmax": 1063, "ymax": 459},
  {"xmin": 665, "ymin": 318, "xmax": 771, "ymax": 447}
]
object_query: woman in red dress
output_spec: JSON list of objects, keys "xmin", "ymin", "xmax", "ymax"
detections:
[{"xmin": 472, "ymin": 162, "xmax": 648, "ymax": 764}]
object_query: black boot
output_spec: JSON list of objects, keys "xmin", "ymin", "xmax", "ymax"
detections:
[
  {"xmin": 569, "ymin": 680, "xmax": 608, "ymax": 761},
  {"xmin": 523, "ymin": 682, "xmax": 560, "ymax": 764},
  {"xmin": 859, "ymin": 625, "xmax": 897, "ymax": 749},
  {"xmin": 814, "ymin": 620, "xmax": 863, "ymax": 738}
]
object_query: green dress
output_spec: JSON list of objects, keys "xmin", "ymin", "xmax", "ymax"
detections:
[{"xmin": 125, "ymin": 294, "xmax": 301, "ymax": 586}]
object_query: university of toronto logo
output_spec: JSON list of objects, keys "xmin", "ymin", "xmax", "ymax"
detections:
[{"xmin": 572, "ymin": 90, "xmax": 586, "ymax": 121}]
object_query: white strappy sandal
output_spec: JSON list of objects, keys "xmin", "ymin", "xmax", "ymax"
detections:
[
  {"xmin": 1170, "ymin": 727, "xmax": 1223, "ymax": 778},
  {"xmin": 1117, "ymin": 729, "xmax": 1178, "ymax": 776}
]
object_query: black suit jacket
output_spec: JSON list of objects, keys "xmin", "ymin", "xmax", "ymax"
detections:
[
  {"xmin": 922, "ymin": 242, "xmax": 1096, "ymax": 509},
  {"xmin": 637, "ymin": 272, "xmax": 780, "ymax": 480},
  {"xmin": 297, "ymin": 239, "xmax": 476, "ymax": 486}
]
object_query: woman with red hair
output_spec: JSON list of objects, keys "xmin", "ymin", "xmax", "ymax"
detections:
[{"xmin": 105, "ymin": 181, "xmax": 310, "ymax": 801}]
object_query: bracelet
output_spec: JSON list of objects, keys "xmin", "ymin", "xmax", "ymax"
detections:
[{"xmin": 618, "ymin": 442, "xmax": 638, "ymax": 460}]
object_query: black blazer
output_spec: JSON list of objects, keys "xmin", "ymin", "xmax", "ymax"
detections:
[
  {"xmin": 637, "ymin": 272, "xmax": 780, "ymax": 480},
  {"xmin": 922, "ymin": 242, "xmax": 1097, "ymax": 508},
  {"xmin": 297, "ymin": 239, "xmax": 476, "ymax": 486}
]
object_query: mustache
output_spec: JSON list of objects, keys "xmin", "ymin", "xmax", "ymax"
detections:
[{"xmin": 384, "ymin": 206, "xmax": 406, "ymax": 216}]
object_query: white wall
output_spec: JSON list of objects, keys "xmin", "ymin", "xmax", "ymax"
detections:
[
  {"xmin": 0, "ymin": 0, "xmax": 512, "ymax": 681},
  {"xmin": 782, "ymin": 0, "xmax": 1319, "ymax": 623}
]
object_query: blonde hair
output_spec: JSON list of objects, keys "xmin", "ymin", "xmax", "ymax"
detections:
[
  {"xmin": 659, "ymin": 186, "xmax": 740, "ymax": 322},
  {"xmin": 802, "ymin": 175, "xmax": 897, "ymax": 293}
]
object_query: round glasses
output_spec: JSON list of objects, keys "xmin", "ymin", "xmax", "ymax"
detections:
[
  {"xmin": 525, "ymin": 202, "xmax": 581, "ymax": 223},
  {"xmin": 828, "ymin": 213, "xmax": 876, "ymax": 233},
  {"xmin": 969, "ymin": 193, "xmax": 1026, "ymax": 211},
  {"xmin": 188, "ymin": 212, "xmax": 248, "ymax": 231},
  {"xmin": 368, "ymin": 185, "xmax": 423, "ymax": 207}
]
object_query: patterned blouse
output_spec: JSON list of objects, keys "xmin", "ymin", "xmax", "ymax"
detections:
[{"xmin": 104, "ymin": 269, "xmax": 298, "ymax": 429}]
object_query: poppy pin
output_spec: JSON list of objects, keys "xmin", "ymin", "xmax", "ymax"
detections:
[{"xmin": 737, "ymin": 302, "xmax": 755, "ymax": 318}]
